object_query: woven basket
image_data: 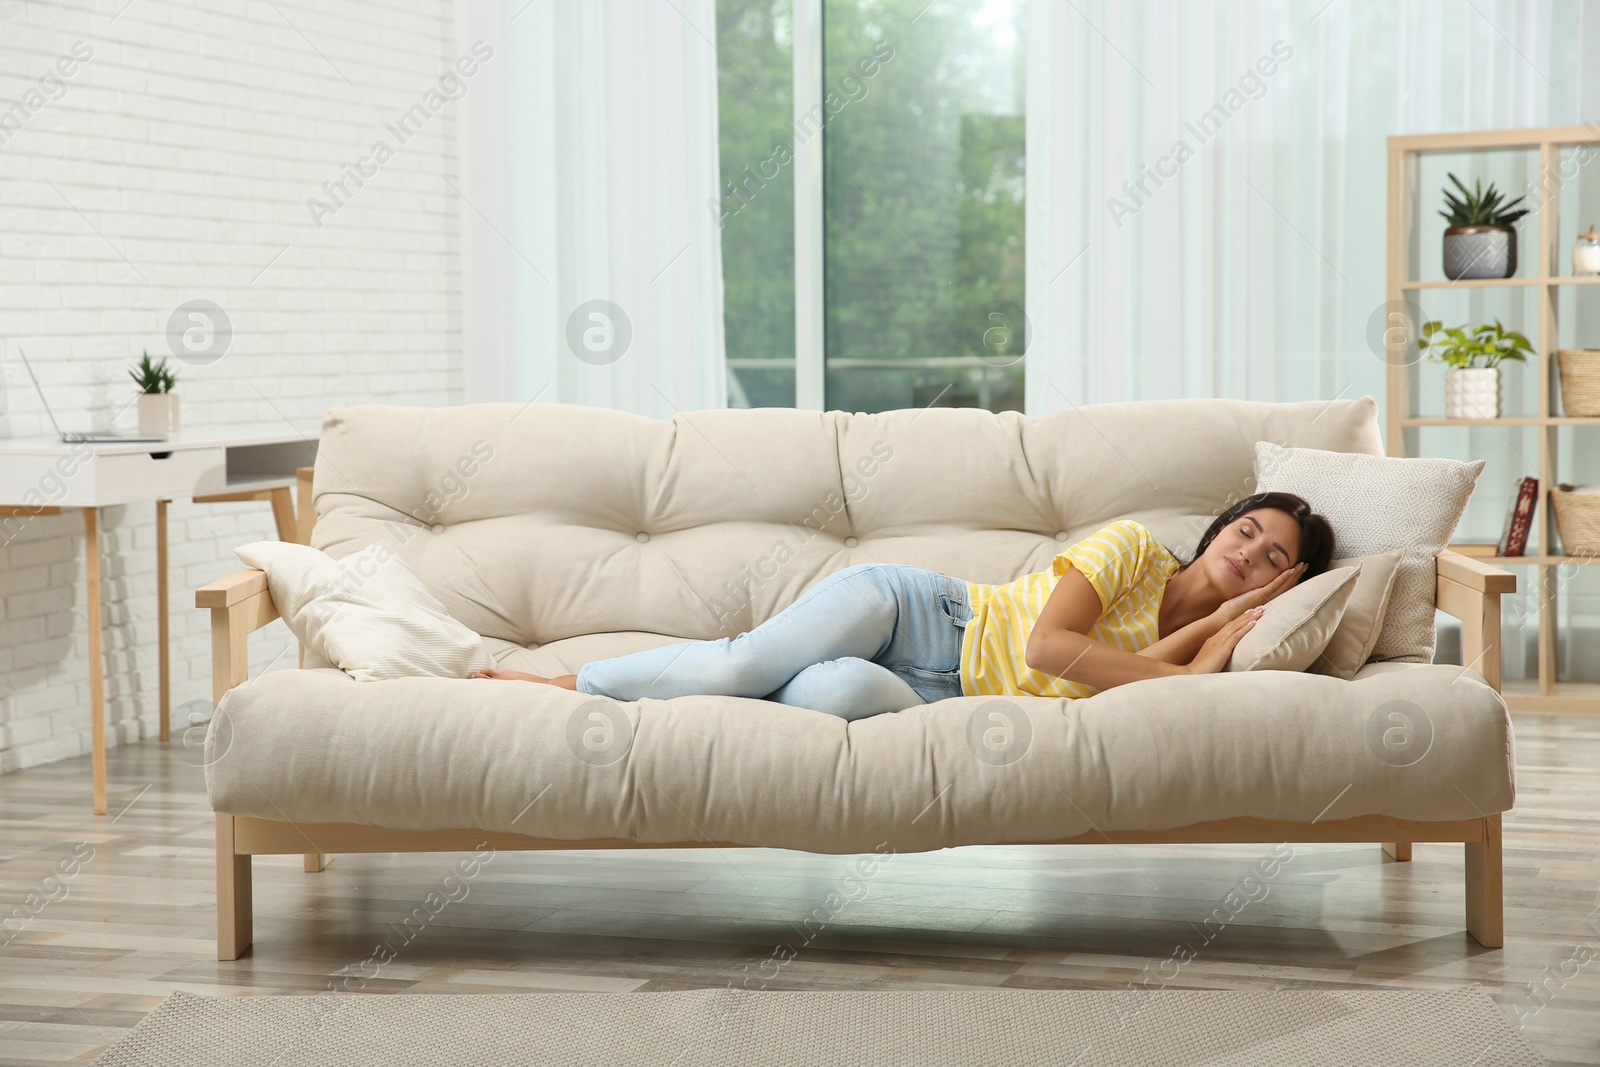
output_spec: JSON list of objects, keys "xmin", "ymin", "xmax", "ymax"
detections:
[
  {"xmin": 1552, "ymin": 483, "xmax": 1600, "ymax": 556},
  {"xmin": 1557, "ymin": 349, "xmax": 1600, "ymax": 417}
]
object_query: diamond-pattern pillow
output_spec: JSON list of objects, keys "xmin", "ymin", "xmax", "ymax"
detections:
[{"xmin": 1253, "ymin": 443, "xmax": 1484, "ymax": 664}]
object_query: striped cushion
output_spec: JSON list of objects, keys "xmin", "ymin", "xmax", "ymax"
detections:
[
  {"xmin": 1310, "ymin": 550, "xmax": 1403, "ymax": 679},
  {"xmin": 235, "ymin": 540, "xmax": 493, "ymax": 683},
  {"xmin": 1226, "ymin": 565, "xmax": 1360, "ymax": 673}
]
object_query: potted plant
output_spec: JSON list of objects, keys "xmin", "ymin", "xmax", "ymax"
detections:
[
  {"xmin": 1439, "ymin": 173, "xmax": 1529, "ymax": 280},
  {"xmin": 1417, "ymin": 318, "xmax": 1532, "ymax": 419},
  {"xmin": 130, "ymin": 350, "xmax": 179, "ymax": 435}
]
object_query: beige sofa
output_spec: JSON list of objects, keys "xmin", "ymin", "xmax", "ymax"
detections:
[{"xmin": 197, "ymin": 396, "xmax": 1516, "ymax": 960}]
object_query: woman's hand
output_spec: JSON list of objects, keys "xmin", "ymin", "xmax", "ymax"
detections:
[
  {"xmin": 1184, "ymin": 608, "xmax": 1263, "ymax": 675},
  {"xmin": 1212, "ymin": 561, "xmax": 1306, "ymax": 624}
]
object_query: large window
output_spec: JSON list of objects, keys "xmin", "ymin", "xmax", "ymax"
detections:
[
  {"xmin": 715, "ymin": 0, "xmax": 1026, "ymax": 413},
  {"xmin": 714, "ymin": 0, "xmax": 797, "ymax": 408}
]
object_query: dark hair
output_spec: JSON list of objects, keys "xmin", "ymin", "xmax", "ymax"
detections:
[{"xmin": 1182, "ymin": 491, "xmax": 1335, "ymax": 581}]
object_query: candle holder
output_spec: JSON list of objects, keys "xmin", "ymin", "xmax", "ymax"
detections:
[{"xmin": 1575, "ymin": 224, "xmax": 1600, "ymax": 276}]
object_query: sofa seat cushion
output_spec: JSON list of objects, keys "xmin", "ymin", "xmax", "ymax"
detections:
[{"xmin": 206, "ymin": 663, "xmax": 1513, "ymax": 855}]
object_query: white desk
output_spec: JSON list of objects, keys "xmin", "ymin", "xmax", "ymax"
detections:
[{"xmin": 0, "ymin": 426, "xmax": 318, "ymax": 812}]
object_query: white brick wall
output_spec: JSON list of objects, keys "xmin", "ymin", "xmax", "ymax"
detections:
[{"xmin": 0, "ymin": 0, "xmax": 466, "ymax": 775}]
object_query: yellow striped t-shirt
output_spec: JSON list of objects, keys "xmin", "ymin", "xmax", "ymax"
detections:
[{"xmin": 959, "ymin": 519, "xmax": 1182, "ymax": 699}]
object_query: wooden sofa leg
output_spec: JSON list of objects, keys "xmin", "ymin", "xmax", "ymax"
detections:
[
  {"xmin": 217, "ymin": 814, "xmax": 253, "ymax": 960},
  {"xmin": 304, "ymin": 853, "xmax": 327, "ymax": 872},
  {"xmin": 1465, "ymin": 814, "xmax": 1504, "ymax": 949},
  {"xmin": 1382, "ymin": 841, "xmax": 1412, "ymax": 861}
]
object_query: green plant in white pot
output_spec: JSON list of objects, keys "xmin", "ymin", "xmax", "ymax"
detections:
[
  {"xmin": 130, "ymin": 350, "xmax": 179, "ymax": 435},
  {"xmin": 1418, "ymin": 318, "xmax": 1532, "ymax": 419}
]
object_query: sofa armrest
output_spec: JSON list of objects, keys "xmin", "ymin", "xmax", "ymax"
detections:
[
  {"xmin": 1434, "ymin": 550, "xmax": 1516, "ymax": 694},
  {"xmin": 1437, "ymin": 550, "xmax": 1517, "ymax": 595},
  {"xmin": 195, "ymin": 568, "xmax": 282, "ymax": 705},
  {"xmin": 196, "ymin": 569, "xmax": 269, "ymax": 608}
]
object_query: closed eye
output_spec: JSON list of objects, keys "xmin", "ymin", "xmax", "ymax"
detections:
[{"xmin": 1241, "ymin": 523, "xmax": 1284, "ymax": 567}]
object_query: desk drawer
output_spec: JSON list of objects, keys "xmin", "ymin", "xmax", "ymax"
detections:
[{"xmin": 99, "ymin": 448, "xmax": 226, "ymax": 500}]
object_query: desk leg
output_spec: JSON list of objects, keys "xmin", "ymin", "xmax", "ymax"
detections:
[
  {"xmin": 157, "ymin": 499, "xmax": 169, "ymax": 743},
  {"xmin": 85, "ymin": 507, "xmax": 107, "ymax": 816}
]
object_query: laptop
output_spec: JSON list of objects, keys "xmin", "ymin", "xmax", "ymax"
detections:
[{"xmin": 18, "ymin": 347, "xmax": 168, "ymax": 443}]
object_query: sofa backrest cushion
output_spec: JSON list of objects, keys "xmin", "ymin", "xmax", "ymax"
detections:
[{"xmin": 309, "ymin": 397, "xmax": 1385, "ymax": 649}]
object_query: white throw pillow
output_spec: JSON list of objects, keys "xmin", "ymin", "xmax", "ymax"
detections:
[
  {"xmin": 1308, "ymin": 549, "xmax": 1403, "ymax": 680},
  {"xmin": 1227, "ymin": 565, "xmax": 1360, "ymax": 673},
  {"xmin": 235, "ymin": 540, "xmax": 493, "ymax": 682},
  {"xmin": 1253, "ymin": 443, "xmax": 1484, "ymax": 664}
]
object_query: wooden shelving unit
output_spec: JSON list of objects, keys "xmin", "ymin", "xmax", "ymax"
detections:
[{"xmin": 1387, "ymin": 125, "xmax": 1600, "ymax": 713}]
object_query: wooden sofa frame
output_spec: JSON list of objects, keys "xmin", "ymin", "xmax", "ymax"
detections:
[{"xmin": 199, "ymin": 481, "xmax": 1514, "ymax": 959}]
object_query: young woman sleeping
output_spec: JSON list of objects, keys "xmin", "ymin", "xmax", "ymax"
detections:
[{"xmin": 470, "ymin": 491, "xmax": 1335, "ymax": 720}]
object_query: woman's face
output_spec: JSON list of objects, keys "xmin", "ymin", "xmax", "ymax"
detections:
[{"xmin": 1207, "ymin": 508, "xmax": 1302, "ymax": 592}]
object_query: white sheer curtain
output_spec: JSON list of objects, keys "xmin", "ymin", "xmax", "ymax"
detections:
[
  {"xmin": 1024, "ymin": 0, "xmax": 1600, "ymax": 677},
  {"xmin": 1025, "ymin": 0, "xmax": 1600, "ymax": 415},
  {"xmin": 458, "ymin": 0, "xmax": 727, "ymax": 415}
]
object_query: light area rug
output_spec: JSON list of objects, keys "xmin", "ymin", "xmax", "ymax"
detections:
[{"xmin": 91, "ymin": 984, "xmax": 1545, "ymax": 1066}]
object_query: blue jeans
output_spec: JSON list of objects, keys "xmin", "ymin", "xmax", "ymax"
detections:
[{"xmin": 575, "ymin": 563, "xmax": 972, "ymax": 720}]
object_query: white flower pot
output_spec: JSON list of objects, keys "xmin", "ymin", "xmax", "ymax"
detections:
[
  {"xmin": 1444, "ymin": 368, "xmax": 1500, "ymax": 420},
  {"xmin": 138, "ymin": 393, "xmax": 179, "ymax": 436}
]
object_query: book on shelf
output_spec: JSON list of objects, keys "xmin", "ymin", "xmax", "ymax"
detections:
[{"xmin": 1497, "ymin": 476, "xmax": 1539, "ymax": 557}]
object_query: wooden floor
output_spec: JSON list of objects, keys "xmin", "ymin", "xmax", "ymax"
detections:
[{"xmin": 1, "ymin": 712, "xmax": 1597, "ymax": 1066}]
